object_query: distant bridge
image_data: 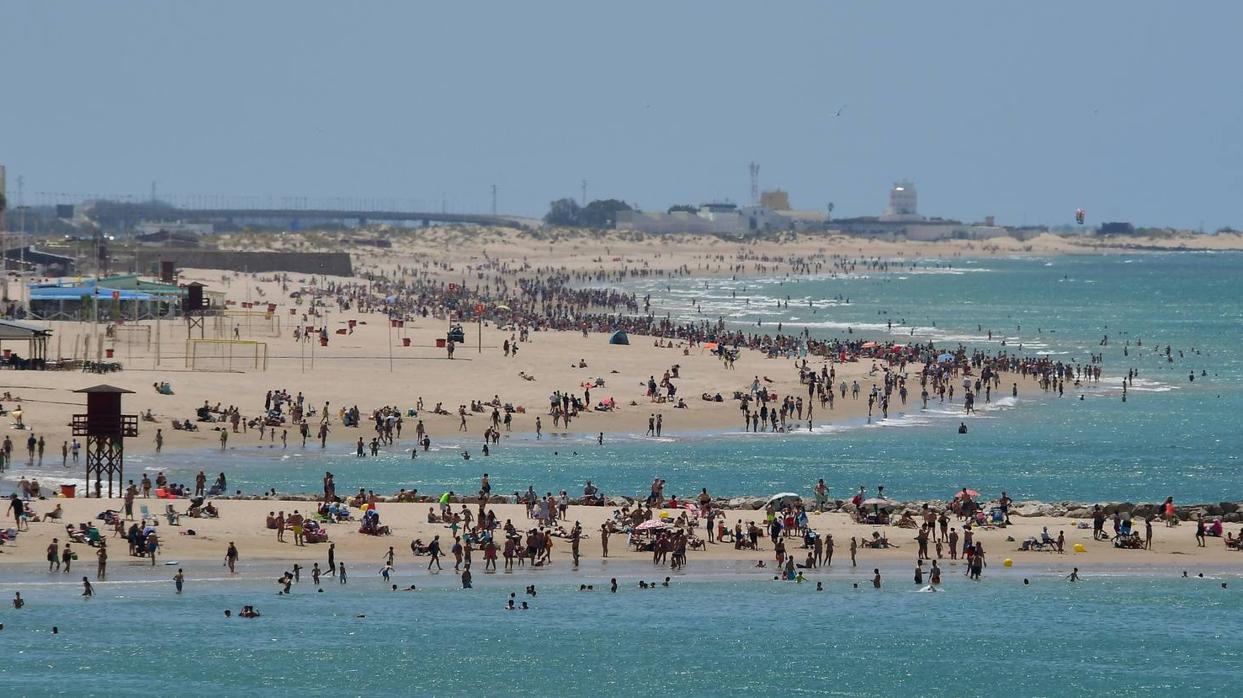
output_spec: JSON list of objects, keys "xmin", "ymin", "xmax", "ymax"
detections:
[{"xmin": 76, "ymin": 201, "xmax": 534, "ymax": 231}]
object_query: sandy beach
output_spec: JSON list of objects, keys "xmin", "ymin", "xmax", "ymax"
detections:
[
  {"xmin": 5, "ymin": 497, "xmax": 1241, "ymax": 573},
  {"xmin": 2, "ymin": 228, "xmax": 1099, "ymax": 458}
]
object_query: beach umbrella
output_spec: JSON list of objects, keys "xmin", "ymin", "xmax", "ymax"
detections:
[
  {"xmin": 955, "ymin": 489, "xmax": 980, "ymax": 499},
  {"xmin": 937, "ymin": 353, "xmax": 956, "ymax": 362},
  {"xmin": 861, "ymin": 341, "xmax": 878, "ymax": 349},
  {"xmin": 860, "ymin": 497, "xmax": 897, "ymax": 510},
  {"xmin": 494, "ymin": 304, "xmax": 511, "ymax": 311},
  {"xmin": 636, "ymin": 519, "xmax": 670, "ymax": 531},
  {"xmin": 767, "ymin": 492, "xmax": 802, "ymax": 508}
]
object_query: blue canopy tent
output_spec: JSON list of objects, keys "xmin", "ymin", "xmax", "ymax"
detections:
[
  {"xmin": 609, "ymin": 330, "xmax": 630, "ymax": 345},
  {"xmin": 28, "ymin": 280, "xmax": 157, "ymax": 321}
]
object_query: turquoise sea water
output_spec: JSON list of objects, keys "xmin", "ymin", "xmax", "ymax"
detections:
[
  {"xmin": 2, "ymin": 562, "xmax": 1241, "ymax": 696},
  {"xmin": 104, "ymin": 252, "xmax": 1243, "ymax": 504}
]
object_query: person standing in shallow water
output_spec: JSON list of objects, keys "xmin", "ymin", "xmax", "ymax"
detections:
[
  {"xmin": 428, "ymin": 535, "xmax": 443, "ymax": 571},
  {"xmin": 225, "ymin": 542, "xmax": 239, "ymax": 573}
]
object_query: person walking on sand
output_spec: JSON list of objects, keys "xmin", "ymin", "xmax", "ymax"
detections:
[
  {"xmin": 850, "ymin": 537, "xmax": 857, "ymax": 567},
  {"xmin": 225, "ymin": 542, "xmax": 239, "ymax": 573},
  {"xmin": 9, "ymin": 494, "xmax": 25, "ymax": 528},
  {"xmin": 96, "ymin": 544, "xmax": 107, "ymax": 581}
]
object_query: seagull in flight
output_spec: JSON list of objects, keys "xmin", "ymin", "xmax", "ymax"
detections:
[{"xmin": 834, "ymin": 105, "xmax": 845, "ymax": 117}]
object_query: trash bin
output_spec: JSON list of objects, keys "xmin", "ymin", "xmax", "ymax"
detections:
[
  {"xmin": 402, "ymin": 338, "xmax": 411, "ymax": 347},
  {"xmin": 105, "ymin": 349, "xmax": 114, "ymax": 358},
  {"xmin": 60, "ymin": 484, "xmax": 76, "ymax": 498},
  {"xmin": 435, "ymin": 338, "xmax": 446, "ymax": 348}
]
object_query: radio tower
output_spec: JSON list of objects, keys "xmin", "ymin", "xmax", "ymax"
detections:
[{"xmin": 749, "ymin": 162, "xmax": 759, "ymax": 206}]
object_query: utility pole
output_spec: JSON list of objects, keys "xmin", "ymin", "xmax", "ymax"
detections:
[
  {"xmin": 0, "ymin": 164, "xmax": 6, "ymax": 276},
  {"xmin": 17, "ymin": 175, "xmax": 24, "ymax": 273},
  {"xmin": 17, "ymin": 207, "xmax": 26, "ymax": 271}
]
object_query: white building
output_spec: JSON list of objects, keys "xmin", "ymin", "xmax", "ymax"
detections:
[
  {"xmin": 881, "ymin": 181, "xmax": 921, "ymax": 222},
  {"xmin": 134, "ymin": 221, "xmax": 214, "ymax": 236},
  {"xmin": 616, "ymin": 197, "xmax": 828, "ymax": 235}
]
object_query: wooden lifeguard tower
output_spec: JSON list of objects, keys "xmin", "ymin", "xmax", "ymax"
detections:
[
  {"xmin": 182, "ymin": 281, "xmax": 208, "ymax": 338},
  {"xmin": 73, "ymin": 385, "xmax": 138, "ymax": 498}
]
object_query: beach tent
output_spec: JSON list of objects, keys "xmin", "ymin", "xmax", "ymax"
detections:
[{"xmin": 609, "ymin": 330, "xmax": 630, "ymax": 345}]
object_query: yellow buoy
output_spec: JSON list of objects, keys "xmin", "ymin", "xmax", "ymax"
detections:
[
  {"xmin": 1073, "ymin": 543, "xmax": 1086, "ymax": 553},
  {"xmin": 1003, "ymin": 558, "xmax": 1013, "ymax": 568}
]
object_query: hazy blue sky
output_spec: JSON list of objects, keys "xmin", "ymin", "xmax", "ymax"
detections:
[{"xmin": 2, "ymin": 1, "xmax": 1240, "ymax": 228}]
